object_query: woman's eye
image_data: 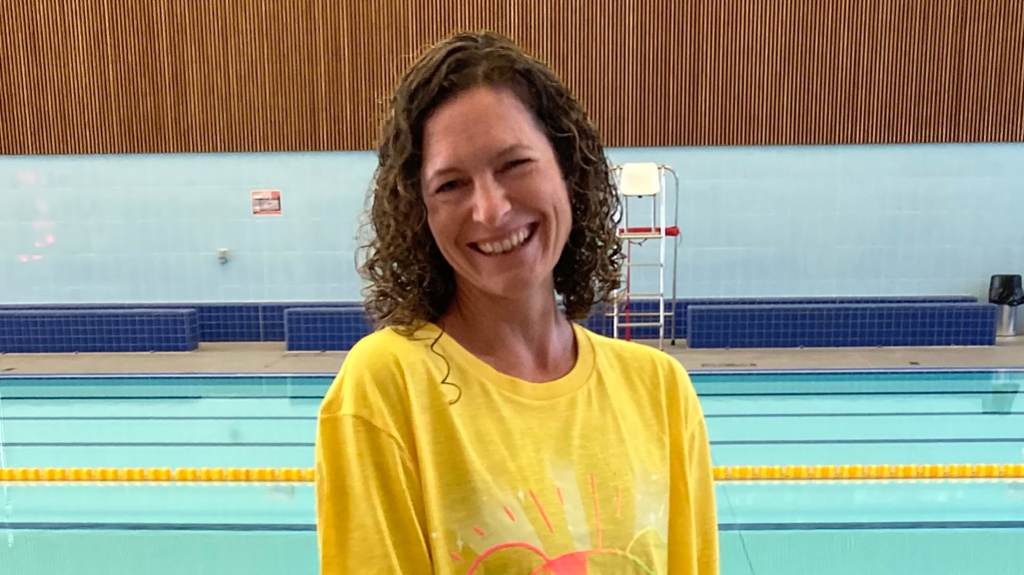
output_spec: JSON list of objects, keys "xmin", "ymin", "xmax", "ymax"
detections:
[
  {"xmin": 506, "ymin": 158, "xmax": 532, "ymax": 170},
  {"xmin": 436, "ymin": 180, "xmax": 460, "ymax": 193}
]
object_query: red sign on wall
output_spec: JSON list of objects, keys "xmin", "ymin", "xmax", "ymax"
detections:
[{"xmin": 251, "ymin": 190, "xmax": 282, "ymax": 216}]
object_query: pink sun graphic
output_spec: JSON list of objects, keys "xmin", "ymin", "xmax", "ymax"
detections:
[{"xmin": 448, "ymin": 474, "xmax": 663, "ymax": 575}]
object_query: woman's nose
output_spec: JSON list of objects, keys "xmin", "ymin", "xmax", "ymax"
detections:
[{"xmin": 471, "ymin": 175, "xmax": 511, "ymax": 225}]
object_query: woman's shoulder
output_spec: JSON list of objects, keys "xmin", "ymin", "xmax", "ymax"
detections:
[
  {"xmin": 578, "ymin": 324, "xmax": 698, "ymax": 397},
  {"xmin": 345, "ymin": 324, "xmax": 437, "ymax": 364},
  {"xmin": 579, "ymin": 324, "xmax": 689, "ymax": 376},
  {"xmin": 320, "ymin": 323, "xmax": 443, "ymax": 415},
  {"xmin": 578, "ymin": 325, "xmax": 703, "ymax": 424}
]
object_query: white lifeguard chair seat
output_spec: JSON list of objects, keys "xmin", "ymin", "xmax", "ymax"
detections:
[{"xmin": 618, "ymin": 162, "xmax": 662, "ymax": 197}]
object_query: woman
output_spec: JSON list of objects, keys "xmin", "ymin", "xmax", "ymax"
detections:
[{"xmin": 315, "ymin": 31, "xmax": 718, "ymax": 575}]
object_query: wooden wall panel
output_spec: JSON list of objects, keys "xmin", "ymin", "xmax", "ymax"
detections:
[{"xmin": 1, "ymin": 0, "xmax": 1022, "ymax": 155}]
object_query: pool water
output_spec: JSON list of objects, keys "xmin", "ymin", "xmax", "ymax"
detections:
[{"xmin": 0, "ymin": 370, "xmax": 1022, "ymax": 574}]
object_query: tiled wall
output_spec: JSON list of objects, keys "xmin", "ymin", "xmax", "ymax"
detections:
[
  {"xmin": 608, "ymin": 295, "xmax": 979, "ymax": 340},
  {"xmin": 0, "ymin": 309, "xmax": 199, "ymax": 353},
  {"xmin": 2, "ymin": 143, "xmax": 1022, "ymax": 304},
  {"xmin": 0, "ymin": 302, "xmax": 360, "ymax": 342},
  {"xmin": 0, "ymin": 298, "xmax": 998, "ymax": 352},
  {"xmin": 686, "ymin": 303, "xmax": 998, "ymax": 349},
  {"xmin": 1, "ymin": 152, "xmax": 375, "ymax": 303},
  {"xmin": 284, "ymin": 307, "xmax": 374, "ymax": 351},
  {"xmin": 609, "ymin": 143, "xmax": 1024, "ymax": 300}
]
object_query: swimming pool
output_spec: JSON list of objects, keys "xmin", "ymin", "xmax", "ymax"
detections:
[{"xmin": 1, "ymin": 370, "xmax": 1022, "ymax": 574}]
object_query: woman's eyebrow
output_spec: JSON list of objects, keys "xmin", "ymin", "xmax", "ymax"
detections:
[
  {"xmin": 493, "ymin": 143, "xmax": 532, "ymax": 158},
  {"xmin": 424, "ymin": 144, "xmax": 534, "ymax": 185},
  {"xmin": 424, "ymin": 166, "xmax": 460, "ymax": 185}
]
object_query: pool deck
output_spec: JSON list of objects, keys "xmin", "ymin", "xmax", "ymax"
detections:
[{"xmin": 2, "ymin": 336, "xmax": 1022, "ymax": 375}]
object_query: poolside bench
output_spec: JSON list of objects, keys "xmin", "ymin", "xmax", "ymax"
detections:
[
  {"xmin": 0, "ymin": 302, "xmax": 362, "ymax": 342},
  {"xmin": 686, "ymin": 302, "xmax": 997, "ymax": 349},
  {"xmin": 284, "ymin": 307, "xmax": 373, "ymax": 351},
  {"xmin": 0, "ymin": 308, "xmax": 199, "ymax": 353},
  {"xmin": 582, "ymin": 295, "xmax": 978, "ymax": 340}
]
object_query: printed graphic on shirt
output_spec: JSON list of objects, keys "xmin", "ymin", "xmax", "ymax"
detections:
[{"xmin": 442, "ymin": 469, "xmax": 669, "ymax": 575}]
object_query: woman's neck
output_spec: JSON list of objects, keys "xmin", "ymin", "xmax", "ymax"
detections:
[{"xmin": 438, "ymin": 285, "xmax": 577, "ymax": 383}]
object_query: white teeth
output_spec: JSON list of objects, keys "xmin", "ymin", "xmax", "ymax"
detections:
[{"xmin": 477, "ymin": 226, "xmax": 531, "ymax": 255}]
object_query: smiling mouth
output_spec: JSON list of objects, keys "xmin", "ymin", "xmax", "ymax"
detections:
[{"xmin": 472, "ymin": 223, "xmax": 538, "ymax": 255}]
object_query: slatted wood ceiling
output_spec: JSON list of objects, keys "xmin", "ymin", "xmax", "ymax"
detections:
[{"xmin": 1, "ymin": 0, "xmax": 1021, "ymax": 155}]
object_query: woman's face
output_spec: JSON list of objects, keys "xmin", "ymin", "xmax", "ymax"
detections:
[{"xmin": 420, "ymin": 85, "xmax": 572, "ymax": 303}]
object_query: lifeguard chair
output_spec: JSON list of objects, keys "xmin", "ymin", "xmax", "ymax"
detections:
[{"xmin": 609, "ymin": 163, "xmax": 680, "ymax": 349}]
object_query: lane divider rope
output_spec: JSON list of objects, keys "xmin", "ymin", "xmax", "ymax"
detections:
[
  {"xmin": 712, "ymin": 463, "xmax": 1024, "ymax": 481},
  {"xmin": 0, "ymin": 464, "xmax": 1022, "ymax": 483}
]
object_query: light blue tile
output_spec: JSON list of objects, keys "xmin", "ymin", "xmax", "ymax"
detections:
[{"xmin": 3, "ymin": 145, "xmax": 1023, "ymax": 303}]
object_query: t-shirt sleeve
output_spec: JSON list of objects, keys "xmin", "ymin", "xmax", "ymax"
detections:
[
  {"xmin": 315, "ymin": 412, "xmax": 432, "ymax": 574},
  {"xmin": 668, "ymin": 364, "xmax": 721, "ymax": 574}
]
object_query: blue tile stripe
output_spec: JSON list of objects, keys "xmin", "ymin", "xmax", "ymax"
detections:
[
  {"xmin": 674, "ymin": 295, "xmax": 978, "ymax": 340},
  {"xmin": 3, "ymin": 522, "xmax": 316, "ymax": 532},
  {"xmin": 585, "ymin": 295, "xmax": 977, "ymax": 340},
  {"xmin": 0, "ymin": 302, "xmax": 361, "ymax": 343},
  {"xmin": 284, "ymin": 307, "xmax": 373, "ymax": 352},
  {"xmin": 7, "ymin": 520, "xmax": 1022, "ymax": 533},
  {"xmin": 0, "ymin": 296, "xmax": 990, "ymax": 352},
  {"xmin": 718, "ymin": 520, "xmax": 1024, "ymax": 531},
  {"xmin": 687, "ymin": 303, "xmax": 997, "ymax": 349},
  {"xmin": 0, "ymin": 309, "xmax": 199, "ymax": 353},
  {"xmin": 11, "ymin": 437, "xmax": 1022, "ymax": 447}
]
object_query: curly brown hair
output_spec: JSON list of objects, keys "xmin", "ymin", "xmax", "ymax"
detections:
[{"xmin": 358, "ymin": 31, "xmax": 623, "ymax": 332}]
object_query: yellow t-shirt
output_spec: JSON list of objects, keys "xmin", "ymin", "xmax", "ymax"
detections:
[{"xmin": 315, "ymin": 322, "xmax": 719, "ymax": 575}]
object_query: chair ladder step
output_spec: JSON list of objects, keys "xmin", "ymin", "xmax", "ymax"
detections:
[{"xmin": 615, "ymin": 321, "xmax": 664, "ymax": 328}]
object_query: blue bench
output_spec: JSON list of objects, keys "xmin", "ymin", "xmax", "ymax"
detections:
[
  {"xmin": 0, "ymin": 309, "xmax": 199, "ymax": 353},
  {"xmin": 686, "ymin": 302, "xmax": 997, "ymax": 349},
  {"xmin": 284, "ymin": 307, "xmax": 373, "ymax": 351},
  {"xmin": 0, "ymin": 302, "xmax": 362, "ymax": 342},
  {"xmin": 583, "ymin": 295, "xmax": 979, "ymax": 340}
]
